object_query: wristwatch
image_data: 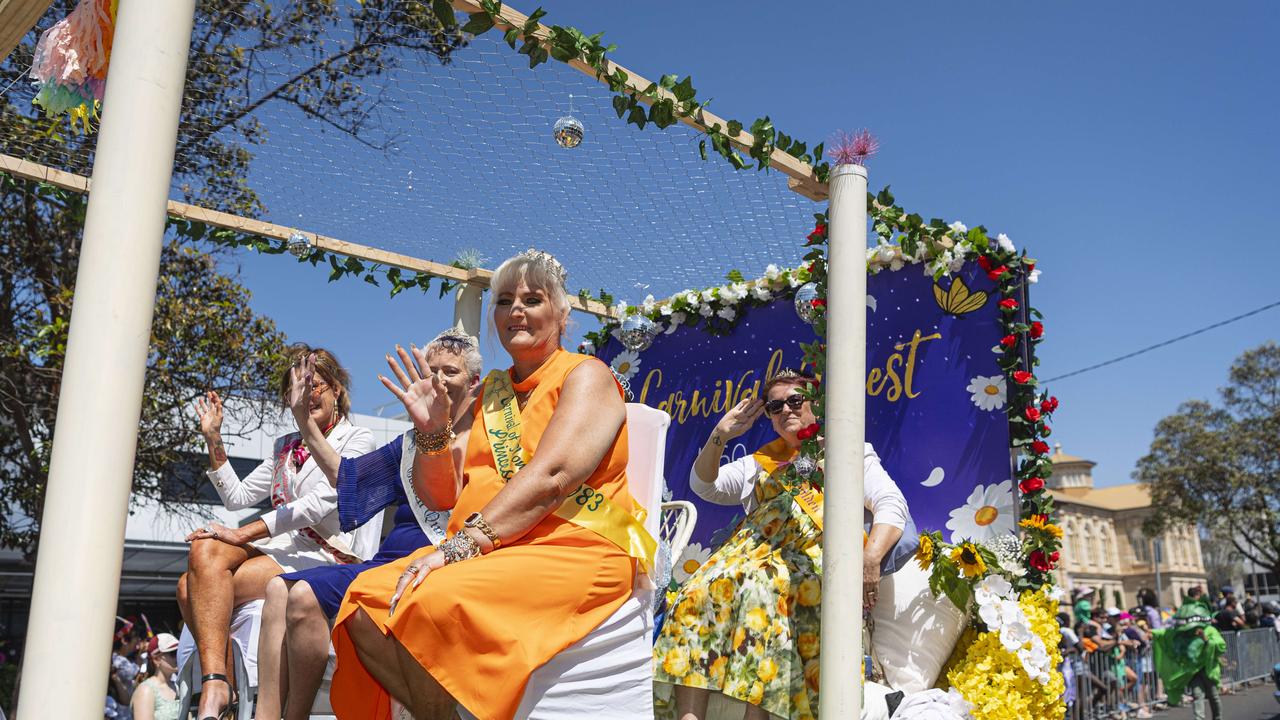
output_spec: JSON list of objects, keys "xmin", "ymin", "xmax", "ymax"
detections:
[{"xmin": 463, "ymin": 512, "xmax": 501, "ymax": 550}]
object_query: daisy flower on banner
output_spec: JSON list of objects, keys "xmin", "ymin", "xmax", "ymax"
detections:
[
  {"xmin": 946, "ymin": 480, "xmax": 1017, "ymax": 543},
  {"xmin": 672, "ymin": 543, "xmax": 711, "ymax": 584},
  {"xmin": 966, "ymin": 374, "xmax": 1007, "ymax": 411},
  {"xmin": 610, "ymin": 350, "xmax": 641, "ymax": 382}
]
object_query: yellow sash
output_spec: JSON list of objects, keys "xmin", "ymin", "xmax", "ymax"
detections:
[
  {"xmin": 481, "ymin": 370, "xmax": 658, "ymax": 573},
  {"xmin": 753, "ymin": 438, "xmax": 825, "ymax": 532}
]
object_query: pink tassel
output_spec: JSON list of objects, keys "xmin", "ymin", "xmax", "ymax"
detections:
[{"xmin": 30, "ymin": 0, "xmax": 113, "ymax": 85}]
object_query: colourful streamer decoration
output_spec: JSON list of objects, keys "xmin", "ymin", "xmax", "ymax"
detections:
[{"xmin": 29, "ymin": 0, "xmax": 118, "ymax": 132}]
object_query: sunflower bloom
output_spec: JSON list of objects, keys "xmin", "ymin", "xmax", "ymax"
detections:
[
  {"xmin": 951, "ymin": 542, "xmax": 987, "ymax": 578},
  {"xmin": 1019, "ymin": 514, "xmax": 1050, "ymax": 532},
  {"xmin": 915, "ymin": 533, "xmax": 935, "ymax": 570}
]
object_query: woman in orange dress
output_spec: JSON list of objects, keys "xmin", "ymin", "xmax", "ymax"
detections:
[{"xmin": 329, "ymin": 249, "xmax": 646, "ymax": 720}]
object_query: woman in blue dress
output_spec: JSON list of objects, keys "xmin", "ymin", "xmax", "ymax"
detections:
[{"xmin": 254, "ymin": 329, "xmax": 483, "ymax": 720}]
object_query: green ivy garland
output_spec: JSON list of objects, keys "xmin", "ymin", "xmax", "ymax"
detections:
[{"xmin": 451, "ymin": 0, "xmax": 830, "ymax": 182}]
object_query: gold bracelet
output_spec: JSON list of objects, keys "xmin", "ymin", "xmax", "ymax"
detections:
[
  {"xmin": 463, "ymin": 512, "xmax": 501, "ymax": 550},
  {"xmin": 414, "ymin": 418, "xmax": 455, "ymax": 456}
]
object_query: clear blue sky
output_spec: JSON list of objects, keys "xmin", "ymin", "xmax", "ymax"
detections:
[{"xmin": 223, "ymin": 1, "xmax": 1279, "ymax": 488}]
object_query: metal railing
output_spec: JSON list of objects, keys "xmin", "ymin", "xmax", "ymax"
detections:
[
  {"xmin": 1220, "ymin": 627, "xmax": 1280, "ymax": 686},
  {"xmin": 1062, "ymin": 628, "xmax": 1280, "ymax": 719}
]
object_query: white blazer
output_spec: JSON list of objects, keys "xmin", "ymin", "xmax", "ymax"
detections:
[{"xmin": 207, "ymin": 417, "xmax": 380, "ymax": 569}]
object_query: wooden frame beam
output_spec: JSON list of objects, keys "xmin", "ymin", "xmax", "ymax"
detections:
[
  {"xmin": 0, "ymin": 0, "xmax": 52, "ymax": 63},
  {"xmin": 0, "ymin": 153, "xmax": 617, "ymax": 318},
  {"xmin": 450, "ymin": 0, "xmax": 829, "ymax": 201}
]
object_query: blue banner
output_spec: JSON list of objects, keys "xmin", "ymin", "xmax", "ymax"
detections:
[{"xmin": 599, "ymin": 262, "xmax": 1014, "ymax": 572}]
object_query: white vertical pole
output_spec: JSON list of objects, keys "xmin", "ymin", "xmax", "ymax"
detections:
[
  {"xmin": 453, "ymin": 282, "xmax": 484, "ymax": 337},
  {"xmin": 15, "ymin": 1, "xmax": 196, "ymax": 717},
  {"xmin": 819, "ymin": 163, "xmax": 869, "ymax": 720}
]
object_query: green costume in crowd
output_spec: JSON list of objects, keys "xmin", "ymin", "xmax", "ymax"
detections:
[{"xmin": 1151, "ymin": 596, "xmax": 1226, "ymax": 707}]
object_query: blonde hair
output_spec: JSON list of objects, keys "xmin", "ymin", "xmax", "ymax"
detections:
[
  {"xmin": 489, "ymin": 249, "xmax": 571, "ymax": 333},
  {"xmin": 278, "ymin": 343, "xmax": 351, "ymax": 417}
]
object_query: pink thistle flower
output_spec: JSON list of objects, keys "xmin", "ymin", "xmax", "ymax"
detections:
[{"xmin": 830, "ymin": 129, "xmax": 879, "ymax": 166}]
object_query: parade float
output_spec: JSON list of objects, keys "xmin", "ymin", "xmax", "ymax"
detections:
[{"xmin": 2, "ymin": 0, "xmax": 1064, "ymax": 717}]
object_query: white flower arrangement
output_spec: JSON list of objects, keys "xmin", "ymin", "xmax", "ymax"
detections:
[{"xmin": 972, "ymin": 572, "xmax": 1053, "ymax": 685}]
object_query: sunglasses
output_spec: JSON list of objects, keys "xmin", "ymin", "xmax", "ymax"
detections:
[{"xmin": 764, "ymin": 394, "xmax": 807, "ymax": 416}]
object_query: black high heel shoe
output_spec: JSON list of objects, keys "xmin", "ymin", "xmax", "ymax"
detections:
[{"xmin": 197, "ymin": 673, "xmax": 238, "ymax": 720}]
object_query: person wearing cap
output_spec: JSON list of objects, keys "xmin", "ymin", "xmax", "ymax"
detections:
[
  {"xmin": 130, "ymin": 633, "xmax": 181, "ymax": 720},
  {"xmin": 1072, "ymin": 586, "xmax": 1095, "ymax": 627}
]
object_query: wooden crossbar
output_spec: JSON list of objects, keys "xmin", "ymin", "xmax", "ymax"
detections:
[
  {"xmin": 450, "ymin": 0, "xmax": 829, "ymax": 202},
  {"xmin": 0, "ymin": 152, "xmax": 617, "ymax": 318},
  {"xmin": 0, "ymin": 0, "xmax": 53, "ymax": 63}
]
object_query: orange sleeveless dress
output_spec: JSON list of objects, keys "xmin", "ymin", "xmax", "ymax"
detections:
[{"xmin": 329, "ymin": 349, "xmax": 636, "ymax": 720}]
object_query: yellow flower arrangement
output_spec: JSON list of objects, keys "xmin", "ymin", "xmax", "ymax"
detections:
[
  {"xmin": 915, "ymin": 532, "xmax": 935, "ymax": 570},
  {"xmin": 950, "ymin": 542, "xmax": 987, "ymax": 578},
  {"xmin": 947, "ymin": 587, "xmax": 1065, "ymax": 720}
]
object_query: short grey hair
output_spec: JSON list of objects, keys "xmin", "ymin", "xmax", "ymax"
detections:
[{"xmin": 425, "ymin": 327, "xmax": 483, "ymax": 379}]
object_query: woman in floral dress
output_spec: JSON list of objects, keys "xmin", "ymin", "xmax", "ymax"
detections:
[{"xmin": 653, "ymin": 369, "xmax": 913, "ymax": 720}]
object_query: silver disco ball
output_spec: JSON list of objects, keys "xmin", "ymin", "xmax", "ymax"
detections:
[
  {"xmin": 794, "ymin": 283, "xmax": 821, "ymax": 324},
  {"xmin": 553, "ymin": 115, "xmax": 584, "ymax": 148},
  {"xmin": 617, "ymin": 314, "xmax": 658, "ymax": 352},
  {"xmin": 286, "ymin": 232, "xmax": 313, "ymax": 258}
]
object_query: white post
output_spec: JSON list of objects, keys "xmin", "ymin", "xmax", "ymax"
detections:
[
  {"xmin": 15, "ymin": 1, "xmax": 196, "ymax": 717},
  {"xmin": 819, "ymin": 163, "xmax": 869, "ymax": 720},
  {"xmin": 453, "ymin": 282, "xmax": 484, "ymax": 337}
]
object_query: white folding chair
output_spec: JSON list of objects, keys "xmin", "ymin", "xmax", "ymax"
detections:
[{"xmin": 658, "ymin": 499, "xmax": 698, "ymax": 587}]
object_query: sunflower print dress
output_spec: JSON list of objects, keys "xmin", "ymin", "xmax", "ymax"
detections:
[{"xmin": 653, "ymin": 443, "xmax": 824, "ymax": 720}]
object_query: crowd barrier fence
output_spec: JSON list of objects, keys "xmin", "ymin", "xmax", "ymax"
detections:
[{"xmin": 1062, "ymin": 627, "xmax": 1279, "ymax": 719}]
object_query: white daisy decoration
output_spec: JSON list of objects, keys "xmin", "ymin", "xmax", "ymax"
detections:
[
  {"xmin": 610, "ymin": 350, "xmax": 641, "ymax": 381},
  {"xmin": 764, "ymin": 264, "xmax": 781, "ymax": 280},
  {"xmin": 946, "ymin": 480, "xmax": 1017, "ymax": 543},
  {"xmin": 966, "ymin": 374, "xmax": 1007, "ymax": 411},
  {"xmin": 752, "ymin": 285, "xmax": 773, "ymax": 302},
  {"xmin": 672, "ymin": 542, "xmax": 712, "ymax": 583}
]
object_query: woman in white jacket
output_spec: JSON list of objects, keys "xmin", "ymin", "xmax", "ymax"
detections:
[{"xmin": 177, "ymin": 344, "xmax": 375, "ymax": 720}]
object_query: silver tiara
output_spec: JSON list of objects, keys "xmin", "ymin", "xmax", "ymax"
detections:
[
  {"xmin": 430, "ymin": 325, "xmax": 479, "ymax": 349},
  {"xmin": 516, "ymin": 248, "xmax": 568, "ymax": 289}
]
